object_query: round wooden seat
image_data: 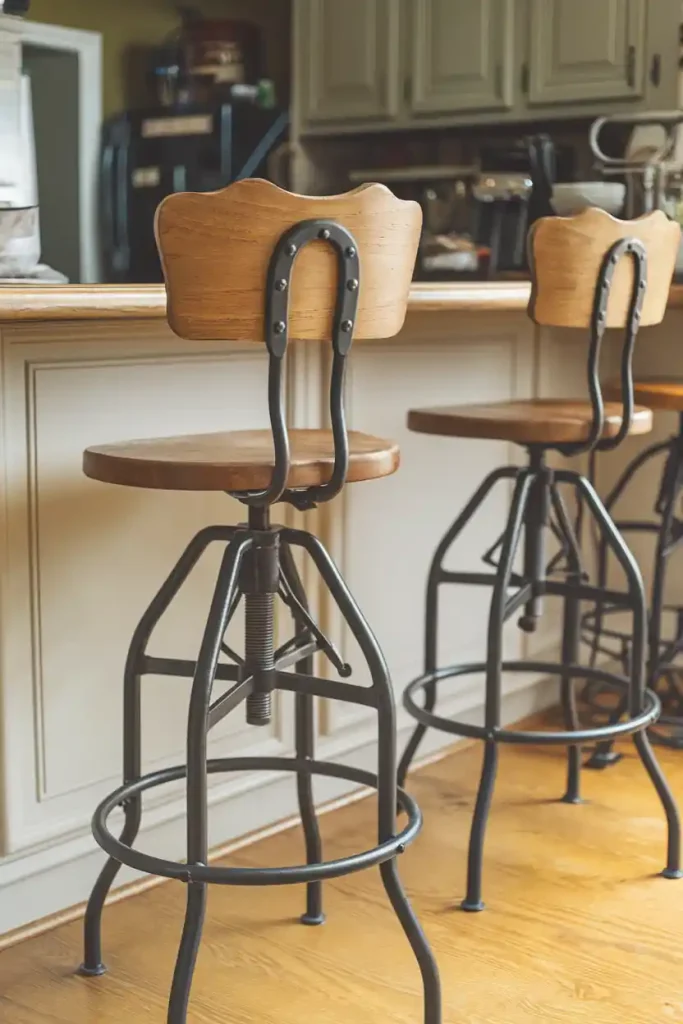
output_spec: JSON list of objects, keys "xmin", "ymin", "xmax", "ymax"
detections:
[
  {"xmin": 83, "ymin": 428, "xmax": 399, "ymax": 492},
  {"xmin": 604, "ymin": 378, "xmax": 683, "ymax": 413},
  {"xmin": 407, "ymin": 399, "xmax": 653, "ymax": 445}
]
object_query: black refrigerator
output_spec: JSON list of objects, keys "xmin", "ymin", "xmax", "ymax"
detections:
[{"xmin": 100, "ymin": 102, "xmax": 289, "ymax": 283}]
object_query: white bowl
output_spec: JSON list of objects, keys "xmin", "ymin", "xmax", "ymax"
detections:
[
  {"xmin": 0, "ymin": 206, "xmax": 41, "ymax": 277},
  {"xmin": 551, "ymin": 182, "xmax": 626, "ymax": 217}
]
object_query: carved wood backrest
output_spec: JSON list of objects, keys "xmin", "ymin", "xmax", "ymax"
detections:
[
  {"xmin": 528, "ymin": 207, "xmax": 680, "ymax": 329},
  {"xmin": 155, "ymin": 178, "xmax": 422, "ymax": 343}
]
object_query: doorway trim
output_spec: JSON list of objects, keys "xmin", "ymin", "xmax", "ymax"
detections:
[{"xmin": 18, "ymin": 20, "xmax": 102, "ymax": 283}]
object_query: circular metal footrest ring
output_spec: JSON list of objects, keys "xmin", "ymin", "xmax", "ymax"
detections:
[
  {"xmin": 403, "ymin": 659, "xmax": 660, "ymax": 746},
  {"xmin": 581, "ymin": 605, "xmax": 683, "ymax": 732},
  {"xmin": 93, "ymin": 756, "xmax": 420, "ymax": 886}
]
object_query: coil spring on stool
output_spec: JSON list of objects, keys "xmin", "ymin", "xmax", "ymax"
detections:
[{"xmin": 245, "ymin": 591, "xmax": 274, "ymax": 726}]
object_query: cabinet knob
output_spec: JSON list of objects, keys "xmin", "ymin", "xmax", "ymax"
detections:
[{"xmin": 626, "ymin": 45, "xmax": 636, "ymax": 88}]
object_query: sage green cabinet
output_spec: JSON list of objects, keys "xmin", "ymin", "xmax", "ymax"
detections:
[
  {"xmin": 528, "ymin": 0, "xmax": 647, "ymax": 105},
  {"xmin": 294, "ymin": 0, "xmax": 680, "ymax": 133},
  {"xmin": 410, "ymin": 0, "xmax": 515, "ymax": 115},
  {"xmin": 296, "ymin": 0, "xmax": 400, "ymax": 125}
]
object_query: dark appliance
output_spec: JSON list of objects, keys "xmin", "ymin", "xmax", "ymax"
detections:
[
  {"xmin": 473, "ymin": 135, "xmax": 575, "ymax": 275},
  {"xmin": 471, "ymin": 172, "xmax": 532, "ymax": 279},
  {"xmin": 101, "ymin": 102, "xmax": 288, "ymax": 283}
]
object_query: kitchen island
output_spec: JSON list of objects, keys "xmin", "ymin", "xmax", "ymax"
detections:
[{"xmin": 0, "ymin": 280, "xmax": 679, "ymax": 938}]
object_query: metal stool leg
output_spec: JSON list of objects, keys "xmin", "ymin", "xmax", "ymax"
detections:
[
  {"xmin": 397, "ymin": 564, "xmax": 438, "ymax": 789},
  {"xmin": 574, "ymin": 474, "xmax": 681, "ymax": 879},
  {"xmin": 633, "ymin": 731, "xmax": 682, "ymax": 877},
  {"xmin": 398, "ymin": 467, "xmax": 517, "ymax": 786},
  {"xmin": 80, "ymin": 655, "xmax": 141, "ymax": 977},
  {"xmin": 284, "ymin": 527, "xmax": 442, "ymax": 1024},
  {"xmin": 560, "ymin": 580, "xmax": 582, "ymax": 804},
  {"xmin": 583, "ymin": 525, "xmax": 626, "ymax": 770},
  {"xmin": 583, "ymin": 439, "xmax": 675, "ymax": 768},
  {"xmin": 461, "ymin": 472, "xmax": 532, "ymax": 912},
  {"xmin": 80, "ymin": 526, "xmax": 232, "ymax": 977},
  {"xmin": 280, "ymin": 542, "xmax": 325, "ymax": 926},
  {"xmin": 647, "ymin": 436, "xmax": 683, "ymax": 748},
  {"xmin": 168, "ymin": 536, "xmax": 251, "ymax": 1024},
  {"xmin": 549, "ymin": 482, "xmax": 583, "ymax": 802}
]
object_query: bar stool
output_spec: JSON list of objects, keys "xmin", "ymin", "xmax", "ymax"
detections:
[
  {"xmin": 398, "ymin": 207, "xmax": 682, "ymax": 912},
  {"xmin": 582, "ymin": 379, "xmax": 683, "ymax": 755},
  {"xmin": 76, "ymin": 179, "xmax": 441, "ymax": 1024}
]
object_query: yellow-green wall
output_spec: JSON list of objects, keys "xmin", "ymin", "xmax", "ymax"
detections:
[{"xmin": 28, "ymin": 0, "xmax": 290, "ymax": 116}]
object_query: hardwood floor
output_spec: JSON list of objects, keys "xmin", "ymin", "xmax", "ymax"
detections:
[{"xmin": 2, "ymin": 724, "xmax": 683, "ymax": 1023}]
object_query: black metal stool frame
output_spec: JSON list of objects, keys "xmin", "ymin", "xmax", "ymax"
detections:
[
  {"xmin": 399, "ymin": 237, "xmax": 682, "ymax": 912},
  {"xmin": 582, "ymin": 413, "xmax": 683, "ymax": 755},
  {"xmin": 78, "ymin": 219, "xmax": 441, "ymax": 1024}
]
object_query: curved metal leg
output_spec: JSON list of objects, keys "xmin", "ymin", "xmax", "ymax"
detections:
[
  {"xmin": 398, "ymin": 566, "xmax": 438, "ymax": 788},
  {"xmin": 461, "ymin": 740, "xmax": 498, "ymax": 912},
  {"xmin": 560, "ymin": 580, "xmax": 582, "ymax": 804},
  {"xmin": 283, "ymin": 527, "xmax": 441, "ymax": 1024},
  {"xmin": 633, "ymin": 731, "xmax": 682, "ymax": 879},
  {"xmin": 572, "ymin": 474, "xmax": 681, "ymax": 879},
  {"xmin": 80, "ymin": 526, "xmax": 233, "ymax": 977},
  {"xmin": 584, "ymin": 442, "xmax": 673, "ymax": 768},
  {"xmin": 461, "ymin": 471, "xmax": 532, "ymax": 912},
  {"xmin": 587, "ymin": 531, "xmax": 610, "ymax": 671},
  {"xmin": 279, "ymin": 542, "xmax": 324, "ymax": 926},
  {"xmin": 398, "ymin": 466, "xmax": 518, "ymax": 785},
  {"xmin": 549, "ymin": 482, "xmax": 582, "ymax": 801},
  {"xmin": 168, "ymin": 536, "xmax": 251, "ymax": 1024},
  {"xmin": 647, "ymin": 445, "xmax": 680, "ymax": 740},
  {"xmin": 79, "ymin": 660, "xmax": 141, "ymax": 976},
  {"xmin": 167, "ymin": 883, "xmax": 207, "ymax": 1024}
]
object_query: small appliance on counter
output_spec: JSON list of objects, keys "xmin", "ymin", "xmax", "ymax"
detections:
[
  {"xmin": 348, "ymin": 135, "xmax": 575, "ymax": 281},
  {"xmin": 418, "ymin": 169, "xmax": 484, "ymax": 277},
  {"xmin": 100, "ymin": 101, "xmax": 289, "ymax": 283},
  {"xmin": 472, "ymin": 134, "xmax": 574, "ymax": 277},
  {"xmin": 471, "ymin": 172, "xmax": 531, "ymax": 279},
  {"xmin": 348, "ymin": 164, "xmax": 487, "ymax": 280},
  {"xmin": 0, "ymin": 71, "xmax": 50, "ymax": 282}
]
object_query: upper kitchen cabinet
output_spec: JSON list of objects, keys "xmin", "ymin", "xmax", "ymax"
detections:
[
  {"xmin": 295, "ymin": 0, "xmax": 400, "ymax": 126},
  {"xmin": 410, "ymin": 0, "xmax": 514, "ymax": 116},
  {"xmin": 528, "ymin": 0, "xmax": 647, "ymax": 105},
  {"xmin": 294, "ymin": 0, "xmax": 682, "ymax": 134}
]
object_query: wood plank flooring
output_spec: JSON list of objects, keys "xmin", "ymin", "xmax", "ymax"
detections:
[{"xmin": 2, "ymin": 723, "xmax": 683, "ymax": 1023}]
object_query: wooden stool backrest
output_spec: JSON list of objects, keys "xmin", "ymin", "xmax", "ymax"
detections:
[
  {"xmin": 155, "ymin": 178, "xmax": 422, "ymax": 343},
  {"xmin": 528, "ymin": 207, "xmax": 680, "ymax": 329}
]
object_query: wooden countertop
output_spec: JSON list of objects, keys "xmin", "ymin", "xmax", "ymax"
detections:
[{"xmin": 1, "ymin": 280, "xmax": 683, "ymax": 323}]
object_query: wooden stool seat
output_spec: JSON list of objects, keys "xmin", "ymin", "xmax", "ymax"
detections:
[
  {"xmin": 83, "ymin": 428, "xmax": 400, "ymax": 492},
  {"xmin": 407, "ymin": 399, "xmax": 653, "ymax": 445},
  {"xmin": 604, "ymin": 378, "xmax": 683, "ymax": 412}
]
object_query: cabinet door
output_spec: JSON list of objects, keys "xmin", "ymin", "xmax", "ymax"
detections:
[
  {"xmin": 410, "ymin": 0, "xmax": 515, "ymax": 115},
  {"xmin": 529, "ymin": 0, "xmax": 647, "ymax": 105},
  {"xmin": 297, "ymin": 0, "xmax": 400, "ymax": 125}
]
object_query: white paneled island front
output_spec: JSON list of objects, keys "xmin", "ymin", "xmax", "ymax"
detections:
[{"xmin": 0, "ymin": 280, "xmax": 677, "ymax": 936}]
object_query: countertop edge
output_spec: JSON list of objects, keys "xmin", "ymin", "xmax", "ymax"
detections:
[{"xmin": 2, "ymin": 281, "xmax": 683, "ymax": 323}]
